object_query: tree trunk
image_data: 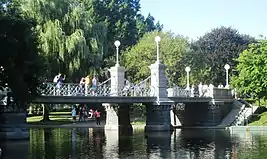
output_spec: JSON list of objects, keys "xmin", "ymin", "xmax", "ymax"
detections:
[{"xmin": 42, "ymin": 104, "xmax": 50, "ymax": 121}]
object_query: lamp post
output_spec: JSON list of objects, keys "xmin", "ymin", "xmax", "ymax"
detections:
[
  {"xmin": 155, "ymin": 36, "xmax": 161, "ymax": 63},
  {"xmin": 224, "ymin": 64, "xmax": 230, "ymax": 88},
  {"xmin": 114, "ymin": 40, "xmax": 121, "ymax": 66},
  {"xmin": 185, "ymin": 66, "xmax": 191, "ymax": 90}
]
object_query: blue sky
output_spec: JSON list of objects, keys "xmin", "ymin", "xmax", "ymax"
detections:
[{"xmin": 140, "ymin": 0, "xmax": 267, "ymax": 39}]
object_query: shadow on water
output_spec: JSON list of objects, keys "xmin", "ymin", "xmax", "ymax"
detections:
[{"xmin": 2, "ymin": 128, "xmax": 267, "ymax": 158}]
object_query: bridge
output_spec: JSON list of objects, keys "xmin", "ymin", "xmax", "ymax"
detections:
[
  {"xmin": 0, "ymin": 37, "xmax": 235, "ymax": 139},
  {"xmin": 32, "ymin": 61, "xmax": 233, "ymax": 131}
]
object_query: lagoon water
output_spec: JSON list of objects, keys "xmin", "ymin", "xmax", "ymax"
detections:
[{"xmin": 1, "ymin": 128, "xmax": 267, "ymax": 159}]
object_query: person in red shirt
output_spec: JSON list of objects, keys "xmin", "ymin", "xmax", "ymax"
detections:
[{"xmin": 94, "ymin": 110, "xmax": 101, "ymax": 125}]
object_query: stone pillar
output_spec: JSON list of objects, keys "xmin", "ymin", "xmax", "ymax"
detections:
[
  {"xmin": 103, "ymin": 103, "xmax": 118, "ymax": 130},
  {"xmin": 103, "ymin": 103, "xmax": 132, "ymax": 133},
  {"xmin": 109, "ymin": 65, "xmax": 125, "ymax": 96},
  {"xmin": 118, "ymin": 104, "xmax": 133, "ymax": 134},
  {"xmin": 149, "ymin": 62, "xmax": 168, "ymax": 98},
  {"xmin": 145, "ymin": 104, "xmax": 173, "ymax": 131},
  {"xmin": 145, "ymin": 61, "xmax": 174, "ymax": 131}
]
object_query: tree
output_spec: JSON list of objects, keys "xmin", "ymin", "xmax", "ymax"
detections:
[
  {"xmin": 231, "ymin": 40, "xmax": 267, "ymax": 100},
  {"xmin": 122, "ymin": 31, "xmax": 190, "ymax": 84},
  {"xmin": 17, "ymin": 0, "xmax": 109, "ymax": 81},
  {"xmin": 185, "ymin": 26, "xmax": 255, "ymax": 85},
  {"xmin": 136, "ymin": 13, "xmax": 163, "ymax": 38},
  {"xmin": 84, "ymin": 0, "xmax": 162, "ymax": 63},
  {"xmin": 0, "ymin": 15, "xmax": 44, "ymax": 109}
]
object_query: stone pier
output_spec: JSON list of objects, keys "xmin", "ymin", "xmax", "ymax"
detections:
[
  {"xmin": 145, "ymin": 61, "xmax": 174, "ymax": 132},
  {"xmin": 145, "ymin": 103, "xmax": 173, "ymax": 131},
  {"xmin": 103, "ymin": 103, "xmax": 132, "ymax": 133},
  {"xmin": 103, "ymin": 59, "xmax": 132, "ymax": 132}
]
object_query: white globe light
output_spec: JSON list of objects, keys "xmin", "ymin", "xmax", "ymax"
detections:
[
  {"xmin": 185, "ymin": 66, "xmax": 191, "ymax": 72},
  {"xmin": 224, "ymin": 64, "xmax": 230, "ymax": 70},
  {"xmin": 155, "ymin": 36, "xmax": 161, "ymax": 42},
  {"xmin": 114, "ymin": 40, "xmax": 121, "ymax": 47}
]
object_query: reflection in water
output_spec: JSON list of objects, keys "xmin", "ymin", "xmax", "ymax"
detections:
[{"xmin": 2, "ymin": 128, "xmax": 267, "ymax": 158}]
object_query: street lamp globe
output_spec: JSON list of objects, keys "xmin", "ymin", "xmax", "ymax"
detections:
[
  {"xmin": 114, "ymin": 40, "xmax": 121, "ymax": 47},
  {"xmin": 155, "ymin": 36, "xmax": 161, "ymax": 43},
  {"xmin": 185, "ymin": 66, "xmax": 191, "ymax": 72},
  {"xmin": 224, "ymin": 64, "xmax": 230, "ymax": 70}
]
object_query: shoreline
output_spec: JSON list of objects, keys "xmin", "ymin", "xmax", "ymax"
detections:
[{"xmin": 4, "ymin": 123, "xmax": 267, "ymax": 130}]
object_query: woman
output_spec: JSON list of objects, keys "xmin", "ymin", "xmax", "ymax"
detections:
[
  {"xmin": 94, "ymin": 110, "xmax": 101, "ymax": 125},
  {"xmin": 91, "ymin": 75, "xmax": 98, "ymax": 96}
]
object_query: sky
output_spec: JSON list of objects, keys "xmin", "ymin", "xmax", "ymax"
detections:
[{"xmin": 140, "ymin": 0, "xmax": 267, "ymax": 39}]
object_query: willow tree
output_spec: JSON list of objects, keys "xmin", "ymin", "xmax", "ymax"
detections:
[
  {"xmin": 17, "ymin": 0, "xmax": 108, "ymax": 81},
  {"xmin": 16, "ymin": 0, "xmax": 109, "ymax": 121}
]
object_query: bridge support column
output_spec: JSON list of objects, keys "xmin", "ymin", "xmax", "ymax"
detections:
[
  {"xmin": 103, "ymin": 103, "xmax": 132, "ymax": 133},
  {"xmin": 145, "ymin": 103, "xmax": 173, "ymax": 132},
  {"xmin": 146, "ymin": 60, "xmax": 174, "ymax": 131}
]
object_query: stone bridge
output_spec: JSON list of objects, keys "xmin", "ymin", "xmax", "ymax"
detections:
[
  {"xmin": 23, "ymin": 58, "xmax": 233, "ymax": 132},
  {"xmin": 0, "ymin": 37, "xmax": 234, "ymax": 139}
]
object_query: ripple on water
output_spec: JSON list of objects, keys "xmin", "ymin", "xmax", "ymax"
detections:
[{"xmin": 1, "ymin": 128, "xmax": 267, "ymax": 158}]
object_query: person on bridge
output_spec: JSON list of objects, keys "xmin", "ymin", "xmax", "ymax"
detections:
[
  {"xmin": 79, "ymin": 77, "xmax": 85, "ymax": 94},
  {"xmin": 53, "ymin": 73, "xmax": 65, "ymax": 95},
  {"xmin": 94, "ymin": 110, "xmax": 101, "ymax": 125},
  {"xmin": 84, "ymin": 75, "xmax": 91, "ymax": 96},
  {"xmin": 90, "ymin": 75, "xmax": 98, "ymax": 96}
]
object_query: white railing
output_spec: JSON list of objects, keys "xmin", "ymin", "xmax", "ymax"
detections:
[
  {"xmin": 41, "ymin": 76, "xmax": 155, "ymax": 97},
  {"xmin": 166, "ymin": 77, "xmax": 190, "ymax": 97}
]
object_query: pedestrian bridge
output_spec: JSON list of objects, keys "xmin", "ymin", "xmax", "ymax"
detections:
[
  {"xmin": 33, "ymin": 76, "xmax": 223, "ymax": 104},
  {"xmin": 0, "ymin": 35, "xmax": 236, "ymax": 140}
]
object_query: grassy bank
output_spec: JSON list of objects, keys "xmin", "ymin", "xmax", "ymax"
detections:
[
  {"xmin": 27, "ymin": 112, "xmax": 72, "ymax": 125},
  {"xmin": 249, "ymin": 112, "xmax": 267, "ymax": 126},
  {"xmin": 27, "ymin": 111, "xmax": 145, "ymax": 126}
]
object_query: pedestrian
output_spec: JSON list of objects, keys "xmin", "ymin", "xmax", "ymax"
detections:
[
  {"xmin": 94, "ymin": 110, "xmax": 101, "ymax": 125},
  {"xmin": 79, "ymin": 107, "xmax": 84, "ymax": 122},
  {"xmin": 79, "ymin": 77, "xmax": 85, "ymax": 95},
  {"xmin": 53, "ymin": 73, "xmax": 65, "ymax": 95},
  {"xmin": 85, "ymin": 75, "xmax": 91, "ymax": 96},
  {"xmin": 71, "ymin": 106, "xmax": 76, "ymax": 123},
  {"xmin": 91, "ymin": 75, "xmax": 98, "ymax": 96}
]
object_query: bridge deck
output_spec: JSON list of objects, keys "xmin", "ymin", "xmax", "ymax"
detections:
[{"xmin": 32, "ymin": 96, "xmax": 212, "ymax": 104}]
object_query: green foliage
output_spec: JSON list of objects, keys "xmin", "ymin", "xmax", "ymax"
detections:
[
  {"xmin": 14, "ymin": 0, "xmax": 161, "ymax": 81},
  {"xmin": 185, "ymin": 26, "xmax": 255, "ymax": 85},
  {"xmin": 84, "ymin": 0, "xmax": 163, "ymax": 62},
  {"xmin": 0, "ymin": 15, "xmax": 44, "ymax": 106},
  {"xmin": 16, "ymin": 0, "xmax": 104, "ymax": 80},
  {"xmin": 122, "ymin": 31, "xmax": 190, "ymax": 84},
  {"xmin": 231, "ymin": 40, "xmax": 267, "ymax": 99}
]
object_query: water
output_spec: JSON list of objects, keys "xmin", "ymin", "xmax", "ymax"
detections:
[{"xmin": 1, "ymin": 128, "xmax": 267, "ymax": 159}]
